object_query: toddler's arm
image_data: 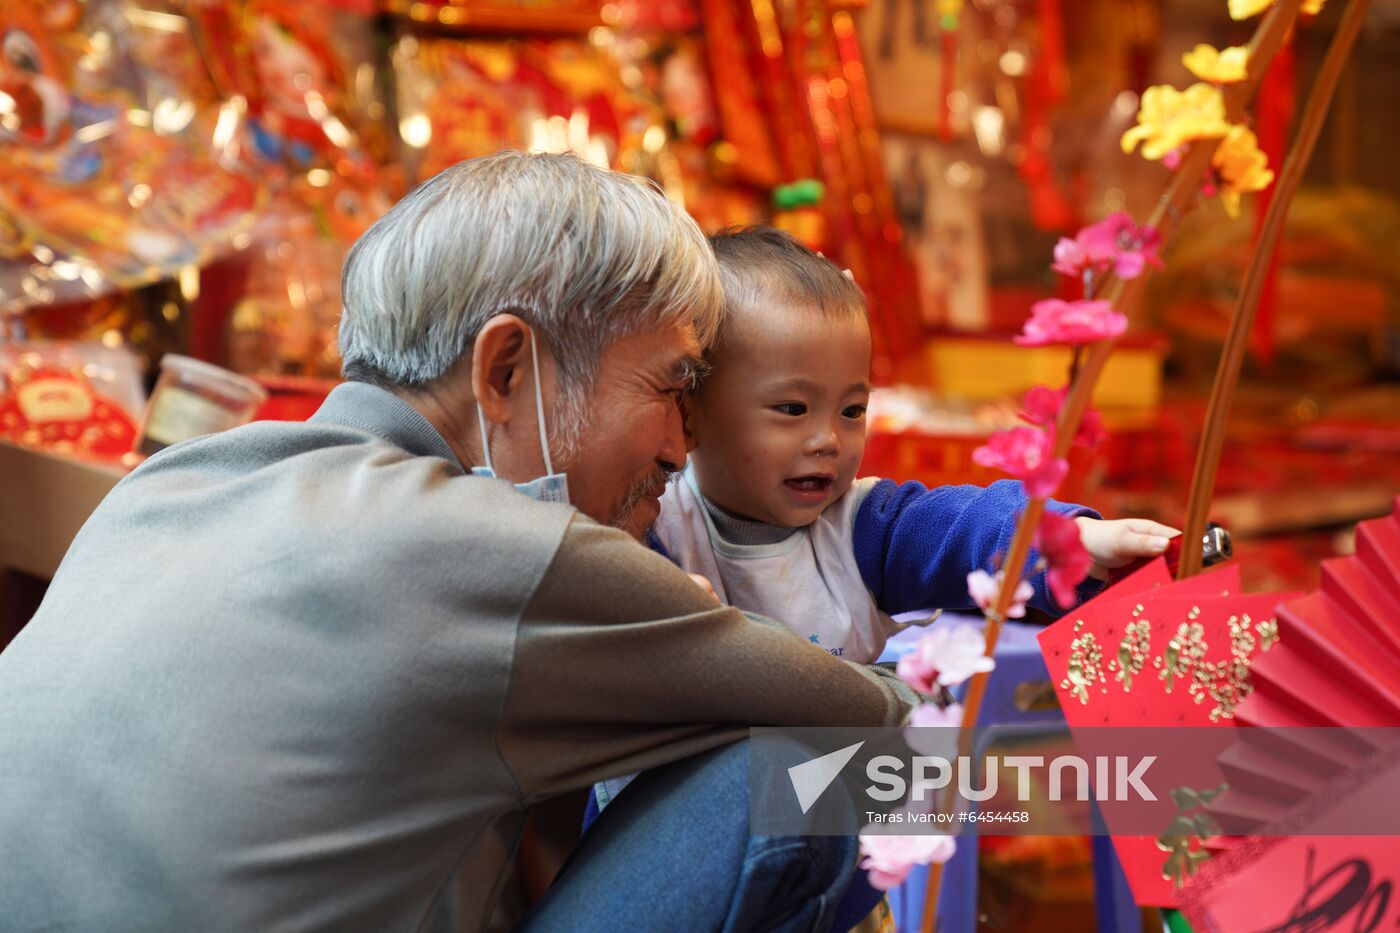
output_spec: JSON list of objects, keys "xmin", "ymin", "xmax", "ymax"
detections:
[{"xmin": 852, "ymin": 478, "xmax": 1101, "ymax": 616}]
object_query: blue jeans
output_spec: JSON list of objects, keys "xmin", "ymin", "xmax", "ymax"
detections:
[{"xmin": 517, "ymin": 740, "xmax": 859, "ymax": 932}]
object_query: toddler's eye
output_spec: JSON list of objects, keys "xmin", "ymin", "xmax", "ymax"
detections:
[
  {"xmin": 773, "ymin": 403, "xmax": 806, "ymax": 417},
  {"xmin": 842, "ymin": 404, "xmax": 867, "ymax": 420}
]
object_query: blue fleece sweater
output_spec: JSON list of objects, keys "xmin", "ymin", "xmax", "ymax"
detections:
[
  {"xmin": 853, "ymin": 478, "xmax": 1103, "ymax": 616},
  {"xmin": 649, "ymin": 476, "xmax": 1104, "ymax": 619}
]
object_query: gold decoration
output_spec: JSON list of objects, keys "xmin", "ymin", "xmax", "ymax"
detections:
[
  {"xmin": 1160, "ymin": 616, "xmax": 1207, "ymax": 694},
  {"xmin": 1060, "ymin": 603, "xmax": 1281, "ymax": 720},
  {"xmin": 1109, "ymin": 605, "xmax": 1151, "ymax": 691},
  {"xmin": 1157, "ymin": 784, "xmax": 1226, "ymax": 888},
  {"xmin": 1187, "ymin": 613, "xmax": 1261, "ymax": 721},
  {"xmin": 1256, "ymin": 617, "xmax": 1279, "ymax": 650},
  {"xmin": 1060, "ymin": 619, "xmax": 1106, "ymax": 705}
]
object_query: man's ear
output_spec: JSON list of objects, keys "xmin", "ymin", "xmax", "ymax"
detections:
[{"xmin": 471, "ymin": 315, "xmax": 531, "ymax": 425}]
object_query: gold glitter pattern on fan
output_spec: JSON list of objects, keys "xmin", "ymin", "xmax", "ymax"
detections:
[
  {"xmin": 1112, "ymin": 604, "xmax": 1151, "ymax": 691},
  {"xmin": 1059, "ymin": 618, "xmax": 1105, "ymax": 705},
  {"xmin": 1059, "ymin": 605, "xmax": 1280, "ymax": 721}
]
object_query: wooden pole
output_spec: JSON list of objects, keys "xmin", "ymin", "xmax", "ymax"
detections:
[{"xmin": 1177, "ymin": 0, "xmax": 1372, "ymax": 578}]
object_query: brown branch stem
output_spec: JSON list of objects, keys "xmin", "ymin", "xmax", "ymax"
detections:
[{"xmin": 1178, "ymin": 0, "xmax": 1371, "ymax": 578}]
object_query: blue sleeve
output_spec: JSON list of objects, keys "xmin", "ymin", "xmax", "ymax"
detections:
[
  {"xmin": 644, "ymin": 529, "xmax": 673, "ymax": 563},
  {"xmin": 852, "ymin": 479, "xmax": 1104, "ymax": 617}
]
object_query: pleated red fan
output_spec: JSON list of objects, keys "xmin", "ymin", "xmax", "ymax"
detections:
[{"xmin": 1205, "ymin": 498, "xmax": 1400, "ymax": 838}]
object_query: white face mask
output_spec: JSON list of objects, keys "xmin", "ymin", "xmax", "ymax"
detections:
[{"xmin": 470, "ymin": 327, "xmax": 571, "ymax": 505}]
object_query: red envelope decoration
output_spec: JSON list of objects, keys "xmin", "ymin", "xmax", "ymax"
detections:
[
  {"xmin": 1037, "ymin": 560, "xmax": 1247, "ymax": 728},
  {"xmin": 1038, "ymin": 558, "xmax": 1297, "ymax": 907}
]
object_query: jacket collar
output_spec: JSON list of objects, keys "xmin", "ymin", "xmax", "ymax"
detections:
[{"xmin": 309, "ymin": 381, "xmax": 465, "ymax": 474}]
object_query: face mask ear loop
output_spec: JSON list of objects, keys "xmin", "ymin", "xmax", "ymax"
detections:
[
  {"xmin": 474, "ymin": 401, "xmax": 496, "ymax": 474},
  {"xmin": 527, "ymin": 327, "xmax": 554, "ymax": 477}
]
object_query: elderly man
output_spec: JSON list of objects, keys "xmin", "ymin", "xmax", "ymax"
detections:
[{"xmin": 0, "ymin": 152, "xmax": 917, "ymax": 931}]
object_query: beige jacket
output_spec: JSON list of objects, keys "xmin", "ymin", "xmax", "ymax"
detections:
[{"xmin": 0, "ymin": 381, "xmax": 916, "ymax": 932}]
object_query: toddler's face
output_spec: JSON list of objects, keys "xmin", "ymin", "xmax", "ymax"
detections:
[{"xmin": 687, "ymin": 302, "xmax": 871, "ymax": 527}]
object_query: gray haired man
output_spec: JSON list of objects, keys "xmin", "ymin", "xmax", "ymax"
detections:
[{"xmin": 0, "ymin": 152, "xmax": 917, "ymax": 931}]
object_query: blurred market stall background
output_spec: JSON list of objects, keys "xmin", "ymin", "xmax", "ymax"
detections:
[
  {"xmin": 4, "ymin": 0, "xmax": 1398, "ymax": 636},
  {"xmin": 1, "ymin": 1, "xmax": 1398, "ymax": 929}
]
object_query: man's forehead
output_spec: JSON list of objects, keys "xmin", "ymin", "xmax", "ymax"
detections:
[
  {"xmin": 659, "ymin": 324, "xmax": 704, "ymax": 374},
  {"xmin": 605, "ymin": 322, "xmax": 704, "ymax": 384},
  {"xmin": 673, "ymin": 322, "xmax": 703, "ymax": 357}
]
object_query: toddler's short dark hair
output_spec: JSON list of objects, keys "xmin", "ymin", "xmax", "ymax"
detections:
[{"xmin": 708, "ymin": 226, "xmax": 867, "ymax": 350}]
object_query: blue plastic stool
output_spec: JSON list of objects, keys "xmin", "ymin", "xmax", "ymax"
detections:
[
  {"xmin": 878, "ymin": 616, "xmax": 1139, "ymax": 932},
  {"xmin": 1092, "ymin": 816, "xmax": 1141, "ymax": 933}
]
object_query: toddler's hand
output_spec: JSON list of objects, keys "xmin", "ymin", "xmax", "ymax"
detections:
[
  {"xmin": 687, "ymin": 573, "xmax": 719, "ymax": 602},
  {"xmin": 1073, "ymin": 517, "xmax": 1180, "ymax": 580}
]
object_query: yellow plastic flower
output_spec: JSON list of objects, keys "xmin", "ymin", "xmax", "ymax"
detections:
[
  {"xmin": 1213, "ymin": 125, "xmax": 1275, "ymax": 217},
  {"xmin": 1120, "ymin": 83, "xmax": 1232, "ymax": 161},
  {"xmin": 1229, "ymin": 0, "xmax": 1324, "ymax": 20},
  {"xmin": 1183, "ymin": 44, "xmax": 1249, "ymax": 84}
]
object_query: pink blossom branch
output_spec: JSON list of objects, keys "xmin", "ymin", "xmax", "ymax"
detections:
[
  {"xmin": 971, "ymin": 0, "xmax": 1306, "ymax": 718},
  {"xmin": 918, "ymin": 3, "xmax": 1307, "ymax": 929}
]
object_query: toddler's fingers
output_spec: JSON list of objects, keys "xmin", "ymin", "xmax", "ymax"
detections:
[
  {"xmin": 687, "ymin": 573, "xmax": 718, "ymax": 601},
  {"xmin": 1132, "ymin": 533, "xmax": 1172, "ymax": 556},
  {"xmin": 1123, "ymin": 518, "xmax": 1180, "ymax": 539}
]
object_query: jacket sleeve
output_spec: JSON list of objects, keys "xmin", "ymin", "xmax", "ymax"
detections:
[
  {"xmin": 498, "ymin": 516, "xmax": 922, "ymax": 802},
  {"xmin": 852, "ymin": 478, "xmax": 1104, "ymax": 616}
]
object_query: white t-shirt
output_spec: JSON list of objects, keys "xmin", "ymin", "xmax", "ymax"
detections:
[{"xmin": 650, "ymin": 467, "xmax": 900, "ymax": 665}]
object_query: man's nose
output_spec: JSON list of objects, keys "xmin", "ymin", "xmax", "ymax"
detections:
[
  {"xmin": 679, "ymin": 397, "xmax": 698, "ymax": 454},
  {"xmin": 659, "ymin": 398, "xmax": 689, "ymax": 473}
]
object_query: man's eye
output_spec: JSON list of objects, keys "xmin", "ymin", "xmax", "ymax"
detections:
[
  {"xmin": 774, "ymin": 403, "xmax": 806, "ymax": 416},
  {"xmin": 843, "ymin": 405, "xmax": 867, "ymax": 420}
]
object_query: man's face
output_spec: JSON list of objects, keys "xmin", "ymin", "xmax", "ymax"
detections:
[{"xmin": 558, "ymin": 322, "xmax": 704, "ymax": 539}]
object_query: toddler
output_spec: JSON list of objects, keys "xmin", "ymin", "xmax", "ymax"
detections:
[
  {"xmin": 653, "ymin": 225, "xmax": 1177, "ymax": 663},
  {"xmin": 589, "ymin": 225, "xmax": 1176, "ymax": 824}
]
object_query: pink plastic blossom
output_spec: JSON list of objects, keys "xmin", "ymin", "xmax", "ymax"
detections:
[
  {"xmin": 896, "ymin": 624, "xmax": 996, "ymax": 693},
  {"xmin": 908, "ymin": 701, "xmax": 965, "ymax": 729},
  {"xmin": 904, "ymin": 702, "xmax": 964, "ymax": 757},
  {"xmin": 966, "ymin": 569, "xmax": 1034, "ymax": 620},
  {"xmin": 1014, "ymin": 299, "xmax": 1128, "ymax": 348},
  {"xmin": 859, "ymin": 833, "xmax": 958, "ymax": 890},
  {"xmin": 1020, "ymin": 385, "xmax": 1105, "ymax": 450},
  {"xmin": 1035, "ymin": 512, "xmax": 1094, "ymax": 609},
  {"xmin": 1051, "ymin": 212, "xmax": 1163, "ymax": 283},
  {"xmin": 972, "ymin": 426, "xmax": 1069, "ymax": 498}
]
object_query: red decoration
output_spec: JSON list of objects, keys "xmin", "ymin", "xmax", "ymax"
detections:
[
  {"xmin": 1038, "ymin": 560, "xmax": 1301, "ymax": 906},
  {"xmin": 0, "ymin": 365, "xmax": 137, "ymax": 462}
]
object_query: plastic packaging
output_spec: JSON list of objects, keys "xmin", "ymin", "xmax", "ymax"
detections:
[
  {"xmin": 134, "ymin": 354, "xmax": 267, "ymax": 456},
  {"xmin": 0, "ymin": 341, "xmax": 145, "ymax": 463}
]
